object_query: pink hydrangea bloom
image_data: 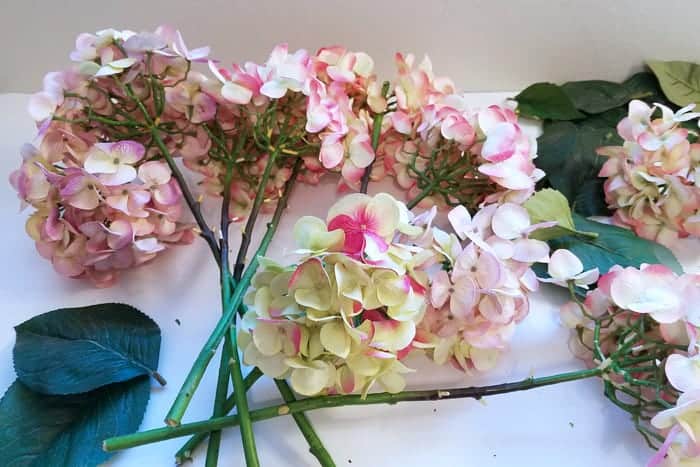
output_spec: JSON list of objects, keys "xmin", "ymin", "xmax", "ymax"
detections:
[{"xmin": 598, "ymin": 100, "xmax": 700, "ymax": 246}]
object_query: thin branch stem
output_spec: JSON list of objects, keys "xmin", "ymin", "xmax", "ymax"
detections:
[
  {"xmin": 205, "ymin": 163, "xmax": 235, "ymax": 466},
  {"xmin": 175, "ymin": 369, "xmax": 263, "ymax": 464},
  {"xmin": 150, "ymin": 129, "xmax": 221, "ymax": 266},
  {"xmin": 233, "ymin": 149, "xmax": 279, "ymax": 279},
  {"xmin": 359, "ymin": 81, "xmax": 391, "ymax": 194},
  {"xmin": 274, "ymin": 379, "xmax": 336, "ymax": 467},
  {"xmin": 164, "ymin": 159, "xmax": 302, "ymax": 427},
  {"xmin": 104, "ymin": 367, "xmax": 602, "ymax": 451}
]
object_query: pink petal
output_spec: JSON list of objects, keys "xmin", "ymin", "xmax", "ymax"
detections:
[
  {"xmin": 221, "ymin": 82, "xmax": 253, "ymax": 104},
  {"xmin": 512, "ymin": 238, "xmax": 550, "ymax": 263},
  {"xmin": 319, "ymin": 136, "xmax": 344, "ymax": 169},
  {"xmin": 349, "ymin": 133, "xmax": 374, "ymax": 168},
  {"xmin": 112, "ymin": 141, "xmax": 145, "ymax": 164}
]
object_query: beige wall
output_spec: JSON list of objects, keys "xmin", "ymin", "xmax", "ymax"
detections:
[{"xmin": 2, "ymin": 0, "xmax": 699, "ymax": 92}]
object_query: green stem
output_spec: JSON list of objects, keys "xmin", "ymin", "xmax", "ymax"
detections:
[
  {"xmin": 233, "ymin": 149, "xmax": 278, "ymax": 279},
  {"xmin": 359, "ymin": 81, "xmax": 390, "ymax": 194},
  {"xmin": 164, "ymin": 160, "xmax": 302, "ymax": 427},
  {"xmin": 150, "ymin": 127, "xmax": 221, "ymax": 265},
  {"xmin": 274, "ymin": 379, "xmax": 336, "ymax": 467},
  {"xmin": 176, "ymin": 369, "xmax": 263, "ymax": 464},
  {"xmin": 104, "ymin": 367, "xmax": 602, "ymax": 451},
  {"xmin": 226, "ymin": 325, "xmax": 260, "ymax": 467},
  {"xmin": 221, "ymin": 155, "xmax": 297, "ymax": 467},
  {"xmin": 177, "ymin": 161, "xmax": 331, "ymax": 465},
  {"xmin": 205, "ymin": 164, "xmax": 235, "ymax": 467},
  {"xmin": 406, "ymin": 182, "xmax": 436, "ymax": 210}
]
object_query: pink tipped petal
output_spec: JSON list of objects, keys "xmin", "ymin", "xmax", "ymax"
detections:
[
  {"xmin": 101, "ymin": 164, "xmax": 137, "ymax": 186},
  {"xmin": 512, "ymin": 238, "xmax": 550, "ymax": 263},
  {"xmin": 320, "ymin": 138, "xmax": 344, "ymax": 169},
  {"xmin": 349, "ymin": 134, "xmax": 374, "ymax": 168},
  {"xmin": 430, "ymin": 270, "xmax": 451, "ymax": 308},
  {"xmin": 492, "ymin": 203, "xmax": 530, "ymax": 240},
  {"xmin": 666, "ymin": 354, "xmax": 700, "ymax": 393},
  {"xmin": 112, "ymin": 141, "xmax": 145, "ymax": 163},
  {"xmin": 390, "ymin": 111, "xmax": 412, "ymax": 134},
  {"xmin": 548, "ymin": 249, "xmax": 584, "ymax": 281},
  {"xmin": 28, "ymin": 92, "xmax": 56, "ymax": 121},
  {"xmin": 450, "ymin": 276, "xmax": 478, "ymax": 319},
  {"xmin": 138, "ymin": 161, "xmax": 171, "ymax": 185},
  {"xmin": 221, "ymin": 82, "xmax": 253, "ymax": 104}
]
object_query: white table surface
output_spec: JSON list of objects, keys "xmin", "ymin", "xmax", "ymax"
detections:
[{"xmin": 2, "ymin": 92, "xmax": 697, "ymax": 467}]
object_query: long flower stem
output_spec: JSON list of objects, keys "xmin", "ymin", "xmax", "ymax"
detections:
[
  {"xmin": 176, "ymin": 369, "xmax": 264, "ymax": 464},
  {"xmin": 104, "ymin": 367, "xmax": 602, "ymax": 451},
  {"xmin": 274, "ymin": 379, "xmax": 336, "ymax": 467},
  {"xmin": 226, "ymin": 323, "xmax": 260, "ymax": 467},
  {"xmin": 221, "ymin": 155, "xmax": 296, "ymax": 467},
  {"xmin": 172, "ymin": 158, "xmax": 332, "ymax": 465},
  {"xmin": 233, "ymin": 149, "xmax": 279, "ymax": 278},
  {"xmin": 359, "ymin": 81, "xmax": 391, "ymax": 194},
  {"xmin": 150, "ymin": 129, "xmax": 221, "ymax": 265},
  {"xmin": 205, "ymin": 164, "xmax": 235, "ymax": 467},
  {"xmin": 206, "ymin": 150, "xmax": 278, "ymax": 466},
  {"xmin": 164, "ymin": 159, "xmax": 303, "ymax": 427}
]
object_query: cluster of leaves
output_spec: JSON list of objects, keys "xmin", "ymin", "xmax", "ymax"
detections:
[
  {"xmin": 514, "ymin": 61, "xmax": 700, "ymax": 276},
  {"xmin": 525, "ymin": 189, "xmax": 682, "ymax": 283},
  {"xmin": 0, "ymin": 304, "xmax": 162, "ymax": 466},
  {"xmin": 515, "ymin": 60, "xmax": 700, "ymax": 217}
]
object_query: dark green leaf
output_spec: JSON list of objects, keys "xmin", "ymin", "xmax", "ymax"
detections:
[
  {"xmin": 545, "ymin": 214, "xmax": 682, "ymax": 276},
  {"xmin": 576, "ymin": 106, "xmax": 627, "ymax": 131},
  {"xmin": 14, "ymin": 303, "xmax": 161, "ymax": 395},
  {"xmin": 622, "ymin": 72, "xmax": 664, "ymax": 101},
  {"xmin": 572, "ymin": 179, "xmax": 611, "ymax": 217},
  {"xmin": 515, "ymin": 83, "xmax": 585, "ymax": 120},
  {"xmin": 647, "ymin": 60, "xmax": 700, "ymax": 107},
  {"xmin": 0, "ymin": 377, "xmax": 150, "ymax": 467},
  {"xmin": 561, "ymin": 80, "xmax": 630, "ymax": 114},
  {"xmin": 536, "ymin": 122, "xmax": 617, "ymax": 202}
]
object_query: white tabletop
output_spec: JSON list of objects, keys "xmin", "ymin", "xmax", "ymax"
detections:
[{"xmin": 2, "ymin": 92, "xmax": 694, "ymax": 467}]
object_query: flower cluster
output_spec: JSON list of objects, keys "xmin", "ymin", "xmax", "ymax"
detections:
[
  {"xmin": 377, "ymin": 55, "xmax": 543, "ymax": 209},
  {"xmin": 239, "ymin": 193, "xmax": 429, "ymax": 396},
  {"xmin": 415, "ymin": 202, "xmax": 550, "ymax": 372},
  {"xmin": 559, "ymin": 263, "xmax": 700, "ymax": 465},
  {"xmin": 598, "ymin": 100, "xmax": 700, "ymax": 246},
  {"xmin": 11, "ymin": 139, "xmax": 192, "ymax": 287},
  {"xmin": 240, "ymin": 193, "xmax": 552, "ymax": 395},
  {"xmin": 11, "ymin": 26, "xmax": 218, "ymax": 285},
  {"xmin": 12, "ymin": 26, "xmax": 548, "ymax": 286}
]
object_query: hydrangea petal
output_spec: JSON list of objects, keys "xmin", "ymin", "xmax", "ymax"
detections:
[{"xmin": 320, "ymin": 320, "xmax": 351, "ymax": 358}]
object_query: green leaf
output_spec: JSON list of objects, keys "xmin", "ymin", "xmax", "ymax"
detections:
[
  {"xmin": 561, "ymin": 80, "xmax": 630, "ymax": 114},
  {"xmin": 576, "ymin": 106, "xmax": 627, "ymax": 131},
  {"xmin": 545, "ymin": 214, "xmax": 683, "ymax": 276},
  {"xmin": 514, "ymin": 83, "xmax": 585, "ymax": 120},
  {"xmin": 647, "ymin": 60, "xmax": 700, "ymax": 107},
  {"xmin": 14, "ymin": 303, "xmax": 162, "ymax": 395},
  {"xmin": 572, "ymin": 179, "xmax": 611, "ymax": 217},
  {"xmin": 524, "ymin": 189, "xmax": 598, "ymax": 241},
  {"xmin": 525, "ymin": 189, "xmax": 575, "ymax": 228},
  {"xmin": 622, "ymin": 72, "xmax": 665, "ymax": 102},
  {"xmin": 536, "ymin": 121, "xmax": 618, "ymax": 202},
  {"xmin": 0, "ymin": 378, "xmax": 149, "ymax": 467}
]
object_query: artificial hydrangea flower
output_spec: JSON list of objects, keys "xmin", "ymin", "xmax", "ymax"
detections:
[
  {"xmin": 415, "ymin": 202, "xmax": 550, "ymax": 373},
  {"xmin": 557, "ymin": 262, "xmax": 700, "ymax": 467},
  {"xmin": 540, "ymin": 249, "xmax": 599, "ymax": 289},
  {"xmin": 239, "ymin": 193, "xmax": 430, "ymax": 397},
  {"xmin": 11, "ymin": 138, "xmax": 192, "ymax": 287},
  {"xmin": 598, "ymin": 100, "xmax": 700, "ymax": 246}
]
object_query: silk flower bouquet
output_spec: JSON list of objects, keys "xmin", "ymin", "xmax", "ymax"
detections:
[{"xmin": 5, "ymin": 25, "xmax": 700, "ymax": 467}]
